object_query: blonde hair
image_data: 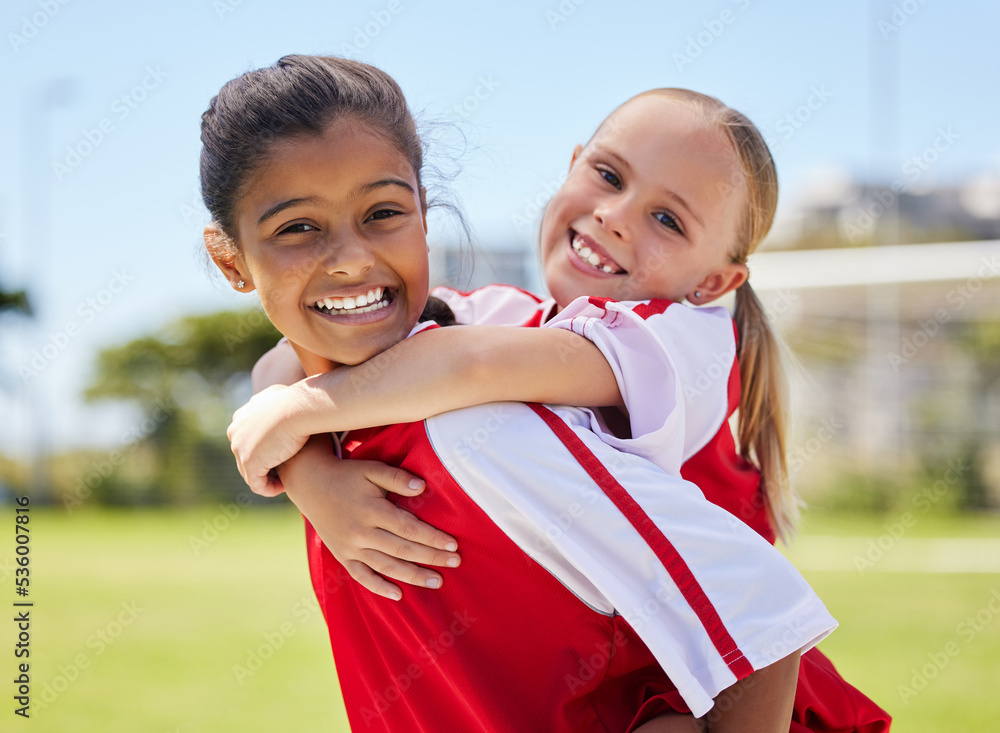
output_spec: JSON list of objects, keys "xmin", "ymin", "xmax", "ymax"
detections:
[{"xmin": 629, "ymin": 89, "xmax": 798, "ymax": 540}]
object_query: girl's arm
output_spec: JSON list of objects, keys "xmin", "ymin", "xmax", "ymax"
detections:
[
  {"xmin": 244, "ymin": 340, "xmax": 462, "ymax": 598},
  {"xmin": 229, "ymin": 325, "xmax": 623, "ymax": 493},
  {"xmin": 630, "ymin": 648, "xmax": 799, "ymax": 731}
]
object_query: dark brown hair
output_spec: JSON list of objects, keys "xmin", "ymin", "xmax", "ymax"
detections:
[{"xmin": 200, "ymin": 54, "xmax": 423, "ymax": 239}]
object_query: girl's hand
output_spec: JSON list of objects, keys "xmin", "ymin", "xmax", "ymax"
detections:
[
  {"xmin": 228, "ymin": 384, "xmax": 311, "ymax": 496},
  {"xmin": 281, "ymin": 436, "xmax": 462, "ymax": 600}
]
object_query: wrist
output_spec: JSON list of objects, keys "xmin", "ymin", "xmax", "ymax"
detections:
[
  {"xmin": 286, "ymin": 375, "xmax": 336, "ymax": 436},
  {"xmin": 277, "ymin": 434, "xmax": 337, "ymax": 500}
]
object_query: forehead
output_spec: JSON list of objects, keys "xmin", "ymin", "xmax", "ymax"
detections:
[
  {"xmin": 591, "ymin": 94, "xmax": 742, "ymax": 190},
  {"xmin": 258, "ymin": 120, "xmax": 414, "ymax": 185}
]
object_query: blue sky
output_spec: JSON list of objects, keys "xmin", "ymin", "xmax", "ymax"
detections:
[{"xmin": 1, "ymin": 0, "xmax": 997, "ymax": 450}]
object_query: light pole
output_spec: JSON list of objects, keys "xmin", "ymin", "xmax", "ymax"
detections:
[{"xmin": 21, "ymin": 78, "xmax": 75, "ymax": 501}]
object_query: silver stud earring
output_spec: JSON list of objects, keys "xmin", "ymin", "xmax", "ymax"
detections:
[
  {"xmin": 694, "ymin": 291, "xmax": 701, "ymax": 298},
  {"xmin": 237, "ymin": 280, "xmax": 245, "ymax": 289}
]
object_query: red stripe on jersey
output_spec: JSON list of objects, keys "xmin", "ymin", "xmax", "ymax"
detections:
[
  {"xmin": 584, "ymin": 297, "xmax": 675, "ymax": 321},
  {"xmin": 526, "ymin": 402, "xmax": 755, "ymax": 680},
  {"xmin": 631, "ymin": 299, "xmax": 673, "ymax": 320},
  {"xmin": 728, "ymin": 321, "xmax": 741, "ymax": 409},
  {"xmin": 523, "ymin": 309, "xmax": 546, "ymax": 328}
]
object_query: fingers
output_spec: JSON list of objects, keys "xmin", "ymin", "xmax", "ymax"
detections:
[
  {"xmin": 374, "ymin": 501, "xmax": 460, "ymax": 555},
  {"xmin": 367, "ymin": 463, "xmax": 427, "ymax": 498},
  {"xmin": 344, "ymin": 560, "xmax": 404, "ymax": 601},
  {"xmin": 369, "ymin": 527, "xmax": 461, "ymax": 569},
  {"xmin": 361, "ymin": 549, "xmax": 449, "ymax": 591}
]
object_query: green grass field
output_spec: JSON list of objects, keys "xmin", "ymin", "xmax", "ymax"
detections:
[{"xmin": 2, "ymin": 506, "xmax": 998, "ymax": 731}]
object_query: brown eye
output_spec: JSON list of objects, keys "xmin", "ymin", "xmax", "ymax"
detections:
[
  {"xmin": 366, "ymin": 208, "xmax": 402, "ymax": 222},
  {"xmin": 278, "ymin": 222, "xmax": 317, "ymax": 235}
]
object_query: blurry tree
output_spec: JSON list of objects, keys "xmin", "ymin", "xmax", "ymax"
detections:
[
  {"xmin": 949, "ymin": 319, "xmax": 1000, "ymax": 509},
  {"xmin": 83, "ymin": 308, "xmax": 281, "ymax": 504},
  {"xmin": 0, "ymin": 287, "xmax": 31, "ymax": 316}
]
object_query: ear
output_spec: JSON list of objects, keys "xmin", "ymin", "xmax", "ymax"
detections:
[
  {"xmin": 686, "ymin": 262, "xmax": 748, "ymax": 305},
  {"xmin": 568, "ymin": 144, "xmax": 584, "ymax": 172},
  {"xmin": 204, "ymin": 225, "xmax": 254, "ymax": 292}
]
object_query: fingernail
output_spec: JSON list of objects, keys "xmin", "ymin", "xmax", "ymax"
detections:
[
  {"xmin": 446, "ymin": 557, "xmax": 460, "ymax": 568},
  {"xmin": 426, "ymin": 577, "xmax": 442, "ymax": 589},
  {"xmin": 445, "ymin": 541, "xmax": 458, "ymax": 552},
  {"xmin": 408, "ymin": 479, "xmax": 424, "ymax": 491},
  {"xmin": 389, "ymin": 590, "xmax": 402, "ymax": 601}
]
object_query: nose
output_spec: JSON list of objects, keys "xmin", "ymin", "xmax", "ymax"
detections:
[
  {"xmin": 321, "ymin": 233, "xmax": 375, "ymax": 277},
  {"xmin": 593, "ymin": 197, "xmax": 632, "ymax": 241}
]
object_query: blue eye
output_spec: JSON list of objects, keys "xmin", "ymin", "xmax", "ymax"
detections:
[
  {"xmin": 597, "ymin": 167, "xmax": 622, "ymax": 189},
  {"xmin": 655, "ymin": 211, "xmax": 683, "ymax": 234}
]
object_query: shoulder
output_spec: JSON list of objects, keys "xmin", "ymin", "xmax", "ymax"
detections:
[{"xmin": 557, "ymin": 297, "xmax": 735, "ymax": 341}]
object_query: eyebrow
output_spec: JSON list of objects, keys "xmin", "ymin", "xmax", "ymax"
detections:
[
  {"xmin": 596, "ymin": 146, "xmax": 705, "ymax": 231},
  {"xmin": 256, "ymin": 178, "xmax": 416, "ymax": 226}
]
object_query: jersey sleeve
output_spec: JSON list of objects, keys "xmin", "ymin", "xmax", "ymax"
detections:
[
  {"xmin": 431, "ymin": 284, "xmax": 548, "ymax": 326},
  {"xmin": 425, "ymin": 401, "xmax": 837, "ymax": 718},
  {"xmin": 543, "ymin": 296, "xmax": 737, "ymax": 475}
]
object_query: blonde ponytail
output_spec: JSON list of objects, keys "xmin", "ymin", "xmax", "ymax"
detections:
[
  {"xmin": 633, "ymin": 88, "xmax": 799, "ymax": 539},
  {"xmin": 733, "ymin": 281, "xmax": 798, "ymax": 540}
]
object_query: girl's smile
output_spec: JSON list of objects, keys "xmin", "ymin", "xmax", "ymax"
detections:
[
  {"xmin": 541, "ymin": 93, "xmax": 748, "ymax": 308},
  {"xmin": 221, "ymin": 117, "xmax": 430, "ymax": 367}
]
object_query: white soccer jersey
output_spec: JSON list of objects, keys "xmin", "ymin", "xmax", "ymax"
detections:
[
  {"xmin": 423, "ymin": 398, "xmax": 835, "ymax": 717},
  {"xmin": 406, "ymin": 315, "xmax": 835, "ymax": 715},
  {"xmin": 433, "ymin": 286, "xmax": 739, "ymax": 477}
]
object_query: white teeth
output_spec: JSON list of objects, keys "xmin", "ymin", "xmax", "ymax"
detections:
[
  {"xmin": 315, "ymin": 288, "xmax": 390, "ymax": 314},
  {"xmin": 570, "ymin": 232, "xmax": 621, "ymax": 274}
]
